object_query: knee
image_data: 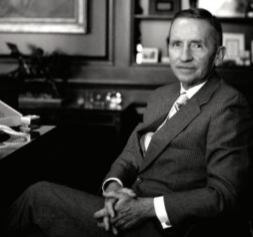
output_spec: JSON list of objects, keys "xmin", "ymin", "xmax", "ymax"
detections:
[
  {"xmin": 22, "ymin": 181, "xmax": 54, "ymax": 204},
  {"xmin": 27, "ymin": 181, "xmax": 52, "ymax": 193},
  {"xmin": 26, "ymin": 181, "xmax": 51, "ymax": 194}
]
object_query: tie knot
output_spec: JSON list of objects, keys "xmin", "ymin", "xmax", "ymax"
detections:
[
  {"xmin": 175, "ymin": 93, "xmax": 188, "ymax": 111},
  {"xmin": 177, "ymin": 92, "xmax": 188, "ymax": 104}
]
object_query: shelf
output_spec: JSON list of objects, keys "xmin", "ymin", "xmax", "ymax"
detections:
[
  {"xmin": 134, "ymin": 14, "xmax": 173, "ymax": 20},
  {"xmin": 218, "ymin": 17, "xmax": 253, "ymax": 23},
  {"xmin": 134, "ymin": 14, "xmax": 253, "ymax": 23},
  {"xmin": 132, "ymin": 62, "xmax": 253, "ymax": 69}
]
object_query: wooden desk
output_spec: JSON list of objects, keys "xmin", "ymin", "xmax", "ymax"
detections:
[
  {"xmin": 0, "ymin": 125, "xmax": 57, "ymax": 214},
  {"xmin": 0, "ymin": 125, "xmax": 55, "ymax": 160}
]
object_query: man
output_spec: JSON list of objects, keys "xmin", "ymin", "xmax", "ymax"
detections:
[{"xmin": 1, "ymin": 8, "xmax": 252, "ymax": 237}]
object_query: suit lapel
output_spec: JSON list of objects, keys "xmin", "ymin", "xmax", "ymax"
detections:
[{"xmin": 139, "ymin": 73, "xmax": 221, "ymax": 173}]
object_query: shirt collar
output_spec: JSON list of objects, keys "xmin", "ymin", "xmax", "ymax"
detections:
[{"xmin": 180, "ymin": 81, "xmax": 207, "ymax": 99}]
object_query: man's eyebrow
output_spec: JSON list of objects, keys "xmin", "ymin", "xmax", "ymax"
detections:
[
  {"xmin": 169, "ymin": 39, "xmax": 181, "ymax": 43},
  {"xmin": 191, "ymin": 40, "xmax": 203, "ymax": 44}
]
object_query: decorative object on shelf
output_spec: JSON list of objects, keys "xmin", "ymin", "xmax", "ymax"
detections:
[
  {"xmin": 222, "ymin": 33, "xmax": 245, "ymax": 65},
  {"xmin": 245, "ymin": 0, "xmax": 253, "ymax": 17},
  {"xmin": 6, "ymin": 42, "xmax": 71, "ymax": 99},
  {"xmin": 198, "ymin": 0, "xmax": 247, "ymax": 18},
  {"xmin": 0, "ymin": 0, "xmax": 87, "ymax": 33},
  {"xmin": 138, "ymin": 47, "xmax": 159, "ymax": 64},
  {"xmin": 239, "ymin": 50, "xmax": 251, "ymax": 66},
  {"xmin": 149, "ymin": 0, "xmax": 180, "ymax": 16},
  {"xmin": 139, "ymin": 0, "xmax": 149, "ymax": 15},
  {"xmin": 189, "ymin": 0, "xmax": 198, "ymax": 9},
  {"xmin": 136, "ymin": 44, "xmax": 143, "ymax": 64},
  {"xmin": 106, "ymin": 92, "xmax": 123, "ymax": 109}
]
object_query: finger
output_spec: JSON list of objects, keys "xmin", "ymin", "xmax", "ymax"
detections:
[
  {"xmin": 119, "ymin": 188, "xmax": 137, "ymax": 198},
  {"xmin": 94, "ymin": 208, "xmax": 107, "ymax": 219},
  {"xmin": 112, "ymin": 226, "xmax": 118, "ymax": 235},
  {"xmin": 103, "ymin": 191, "xmax": 122, "ymax": 199},
  {"xmin": 105, "ymin": 199, "xmax": 115, "ymax": 218},
  {"xmin": 97, "ymin": 221, "xmax": 105, "ymax": 229},
  {"xmin": 103, "ymin": 216, "xmax": 110, "ymax": 231},
  {"xmin": 112, "ymin": 219, "xmax": 129, "ymax": 231}
]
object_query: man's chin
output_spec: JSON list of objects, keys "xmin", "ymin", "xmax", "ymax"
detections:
[{"xmin": 176, "ymin": 75, "xmax": 195, "ymax": 85}]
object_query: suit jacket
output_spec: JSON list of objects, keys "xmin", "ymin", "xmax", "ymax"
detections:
[{"xmin": 104, "ymin": 72, "xmax": 253, "ymax": 233}]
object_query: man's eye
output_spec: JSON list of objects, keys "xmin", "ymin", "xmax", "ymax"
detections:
[
  {"xmin": 192, "ymin": 43, "xmax": 202, "ymax": 49},
  {"xmin": 172, "ymin": 42, "xmax": 181, "ymax": 48}
]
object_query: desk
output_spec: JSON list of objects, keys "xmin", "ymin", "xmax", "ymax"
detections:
[
  {"xmin": 0, "ymin": 125, "xmax": 57, "ymax": 215},
  {"xmin": 0, "ymin": 125, "xmax": 55, "ymax": 160}
]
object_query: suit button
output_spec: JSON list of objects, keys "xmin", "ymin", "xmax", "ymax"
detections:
[{"xmin": 136, "ymin": 177, "xmax": 143, "ymax": 184}]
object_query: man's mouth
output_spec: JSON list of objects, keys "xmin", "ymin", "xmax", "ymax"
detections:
[
  {"xmin": 177, "ymin": 66, "xmax": 195, "ymax": 69},
  {"xmin": 177, "ymin": 66, "xmax": 195, "ymax": 71}
]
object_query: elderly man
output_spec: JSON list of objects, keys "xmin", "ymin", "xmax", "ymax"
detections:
[{"xmin": 1, "ymin": 8, "xmax": 252, "ymax": 237}]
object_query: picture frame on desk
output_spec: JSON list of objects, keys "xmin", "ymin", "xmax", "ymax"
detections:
[
  {"xmin": 140, "ymin": 47, "xmax": 159, "ymax": 63},
  {"xmin": 0, "ymin": 0, "xmax": 87, "ymax": 33},
  {"xmin": 149, "ymin": 0, "xmax": 180, "ymax": 16}
]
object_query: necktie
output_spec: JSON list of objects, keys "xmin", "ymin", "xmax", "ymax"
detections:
[
  {"xmin": 168, "ymin": 92, "xmax": 189, "ymax": 119},
  {"xmin": 142, "ymin": 92, "xmax": 189, "ymax": 152}
]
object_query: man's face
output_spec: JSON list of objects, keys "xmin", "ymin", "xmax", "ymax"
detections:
[{"xmin": 168, "ymin": 18, "xmax": 218, "ymax": 89}]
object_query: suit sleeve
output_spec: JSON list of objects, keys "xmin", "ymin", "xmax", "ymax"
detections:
[
  {"xmin": 163, "ymin": 92, "xmax": 253, "ymax": 226},
  {"xmin": 103, "ymin": 123, "xmax": 143, "ymax": 188}
]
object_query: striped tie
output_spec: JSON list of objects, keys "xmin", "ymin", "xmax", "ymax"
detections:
[
  {"xmin": 141, "ymin": 92, "xmax": 189, "ymax": 152},
  {"xmin": 168, "ymin": 92, "xmax": 189, "ymax": 119}
]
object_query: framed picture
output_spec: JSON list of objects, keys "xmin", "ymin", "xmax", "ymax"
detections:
[
  {"xmin": 223, "ymin": 33, "xmax": 245, "ymax": 61},
  {"xmin": 149, "ymin": 0, "xmax": 180, "ymax": 16},
  {"xmin": 141, "ymin": 48, "xmax": 159, "ymax": 63},
  {"xmin": 198, "ymin": 0, "xmax": 247, "ymax": 18},
  {"xmin": 0, "ymin": 0, "xmax": 87, "ymax": 33}
]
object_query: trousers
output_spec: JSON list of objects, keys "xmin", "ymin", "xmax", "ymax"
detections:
[
  {"xmin": 1, "ymin": 181, "xmax": 251, "ymax": 237},
  {"xmin": 0, "ymin": 181, "xmax": 167, "ymax": 237}
]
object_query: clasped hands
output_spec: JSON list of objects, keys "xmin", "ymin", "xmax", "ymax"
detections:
[{"xmin": 94, "ymin": 184, "xmax": 154, "ymax": 235}]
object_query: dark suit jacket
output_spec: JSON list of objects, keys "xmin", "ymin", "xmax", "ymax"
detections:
[{"xmin": 104, "ymin": 72, "xmax": 253, "ymax": 235}]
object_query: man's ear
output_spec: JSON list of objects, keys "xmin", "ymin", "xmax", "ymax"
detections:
[{"xmin": 214, "ymin": 46, "xmax": 226, "ymax": 66}]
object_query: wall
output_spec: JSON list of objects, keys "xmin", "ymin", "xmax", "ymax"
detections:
[{"xmin": 0, "ymin": 0, "xmax": 252, "ymax": 107}]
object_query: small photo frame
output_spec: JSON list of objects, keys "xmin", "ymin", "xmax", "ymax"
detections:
[
  {"xmin": 141, "ymin": 48, "xmax": 159, "ymax": 63},
  {"xmin": 149, "ymin": 0, "xmax": 180, "ymax": 17},
  {"xmin": 223, "ymin": 33, "xmax": 245, "ymax": 61}
]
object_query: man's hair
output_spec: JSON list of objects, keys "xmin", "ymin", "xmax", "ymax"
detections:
[{"xmin": 168, "ymin": 8, "xmax": 223, "ymax": 47}]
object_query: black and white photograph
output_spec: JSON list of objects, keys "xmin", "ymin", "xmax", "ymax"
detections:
[{"xmin": 0, "ymin": 1, "xmax": 252, "ymax": 237}]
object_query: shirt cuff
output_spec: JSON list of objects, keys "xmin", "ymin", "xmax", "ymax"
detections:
[
  {"xmin": 154, "ymin": 196, "xmax": 172, "ymax": 229},
  {"xmin": 102, "ymin": 177, "xmax": 123, "ymax": 194}
]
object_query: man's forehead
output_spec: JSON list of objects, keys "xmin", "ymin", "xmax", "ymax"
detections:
[
  {"xmin": 171, "ymin": 18, "xmax": 211, "ymax": 30},
  {"xmin": 170, "ymin": 18, "xmax": 214, "ymax": 39}
]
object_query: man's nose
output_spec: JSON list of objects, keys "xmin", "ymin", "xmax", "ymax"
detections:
[{"xmin": 180, "ymin": 46, "xmax": 193, "ymax": 62}]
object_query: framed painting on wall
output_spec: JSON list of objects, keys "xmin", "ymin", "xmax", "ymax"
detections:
[{"xmin": 0, "ymin": 0, "xmax": 87, "ymax": 33}]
